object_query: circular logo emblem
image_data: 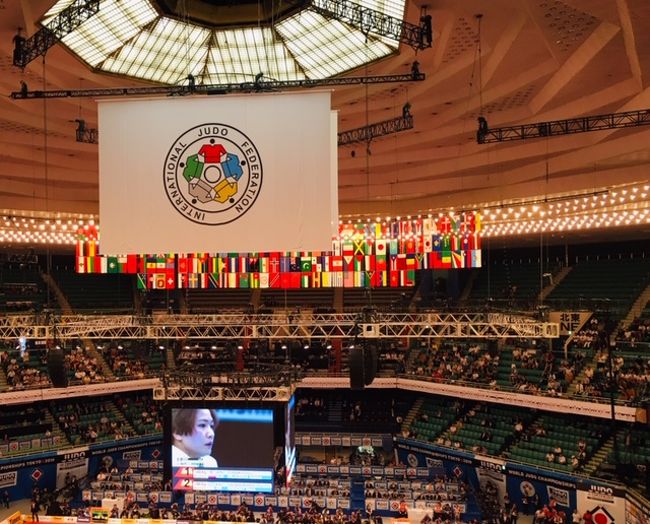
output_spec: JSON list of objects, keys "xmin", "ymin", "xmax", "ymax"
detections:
[{"xmin": 164, "ymin": 124, "xmax": 263, "ymax": 225}]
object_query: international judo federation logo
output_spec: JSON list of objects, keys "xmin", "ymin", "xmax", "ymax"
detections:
[{"xmin": 164, "ymin": 124, "xmax": 262, "ymax": 225}]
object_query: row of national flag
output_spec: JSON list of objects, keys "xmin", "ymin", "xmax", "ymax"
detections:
[
  {"xmin": 75, "ymin": 213, "xmax": 482, "ymax": 289},
  {"xmin": 132, "ymin": 250, "xmax": 482, "ymax": 289}
]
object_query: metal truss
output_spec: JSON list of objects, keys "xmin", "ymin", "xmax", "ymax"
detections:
[
  {"xmin": 10, "ymin": 73, "xmax": 426, "ymax": 100},
  {"xmin": 477, "ymin": 108, "xmax": 650, "ymax": 144},
  {"xmin": 13, "ymin": 0, "xmax": 100, "ymax": 68},
  {"xmin": 153, "ymin": 385, "xmax": 295, "ymax": 402},
  {"xmin": 309, "ymin": 0, "xmax": 432, "ymax": 50},
  {"xmin": 0, "ymin": 312, "xmax": 558, "ymax": 340},
  {"xmin": 338, "ymin": 114, "xmax": 414, "ymax": 146}
]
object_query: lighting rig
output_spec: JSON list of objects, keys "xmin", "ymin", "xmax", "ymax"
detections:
[
  {"xmin": 338, "ymin": 105, "xmax": 414, "ymax": 146},
  {"xmin": 12, "ymin": 0, "xmax": 100, "ymax": 68},
  {"xmin": 11, "ymin": 70, "xmax": 426, "ymax": 100},
  {"xmin": 476, "ymin": 108, "xmax": 650, "ymax": 144},
  {"xmin": 155, "ymin": 363, "xmax": 300, "ymax": 401}
]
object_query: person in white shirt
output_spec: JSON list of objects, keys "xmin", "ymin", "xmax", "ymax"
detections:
[{"xmin": 171, "ymin": 408, "xmax": 219, "ymax": 467}]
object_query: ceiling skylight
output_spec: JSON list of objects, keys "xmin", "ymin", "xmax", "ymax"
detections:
[{"xmin": 41, "ymin": 0, "xmax": 404, "ymax": 85}]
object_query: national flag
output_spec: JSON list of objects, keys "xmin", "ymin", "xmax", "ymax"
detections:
[
  {"xmin": 331, "ymin": 256, "xmax": 343, "ymax": 272},
  {"xmin": 97, "ymin": 256, "xmax": 106, "ymax": 273},
  {"xmin": 76, "ymin": 256, "xmax": 85, "ymax": 273},
  {"xmin": 259, "ymin": 257, "xmax": 269, "ymax": 273},
  {"xmin": 107, "ymin": 256, "xmax": 119, "ymax": 273},
  {"xmin": 468, "ymin": 232, "xmax": 481, "ymax": 250},
  {"xmin": 376, "ymin": 255, "xmax": 387, "ymax": 272},
  {"xmin": 259, "ymin": 273, "xmax": 269, "ymax": 288},
  {"xmin": 375, "ymin": 239, "xmax": 387, "ymax": 256},
  {"xmin": 365, "ymin": 255, "xmax": 375, "ymax": 272},
  {"xmin": 471, "ymin": 250, "xmax": 482, "ymax": 267},
  {"xmin": 127, "ymin": 254, "xmax": 138, "ymax": 273},
  {"xmin": 331, "ymin": 240, "xmax": 341, "ymax": 256},
  {"xmin": 343, "ymin": 271, "xmax": 354, "ymax": 287},
  {"xmin": 331, "ymin": 272, "xmax": 343, "ymax": 287},
  {"xmin": 353, "ymin": 239, "xmax": 367, "ymax": 256},
  {"xmin": 289, "ymin": 259, "xmax": 301, "ymax": 272},
  {"xmin": 389, "ymin": 239, "xmax": 398, "ymax": 255},
  {"xmin": 354, "ymin": 255, "xmax": 364, "ymax": 272},
  {"xmin": 136, "ymin": 274, "xmax": 147, "ymax": 290},
  {"xmin": 438, "ymin": 215, "xmax": 452, "ymax": 233},
  {"xmin": 389, "ymin": 271, "xmax": 399, "ymax": 287},
  {"xmin": 451, "ymin": 235, "xmax": 461, "ymax": 251},
  {"xmin": 423, "ymin": 217, "xmax": 437, "ymax": 236},
  {"xmin": 228, "ymin": 273, "xmax": 239, "ymax": 288},
  {"xmin": 239, "ymin": 273, "xmax": 250, "ymax": 288},
  {"xmin": 153, "ymin": 274, "xmax": 167, "ymax": 289},
  {"xmin": 342, "ymin": 241, "xmax": 354, "ymax": 256},
  {"xmin": 177, "ymin": 272, "xmax": 187, "ymax": 288},
  {"xmin": 450, "ymin": 214, "xmax": 460, "ymax": 234},
  {"xmin": 250, "ymin": 273, "xmax": 260, "ymax": 288},
  {"xmin": 269, "ymin": 254, "xmax": 281, "ymax": 274},
  {"xmin": 269, "ymin": 272, "xmax": 281, "ymax": 289},
  {"xmin": 452, "ymin": 251, "xmax": 465, "ymax": 268},
  {"xmin": 301, "ymin": 257, "xmax": 312, "ymax": 272},
  {"xmin": 187, "ymin": 273, "xmax": 199, "ymax": 288},
  {"xmin": 301, "ymin": 273, "xmax": 311, "ymax": 288},
  {"xmin": 321, "ymin": 272, "xmax": 330, "ymax": 287}
]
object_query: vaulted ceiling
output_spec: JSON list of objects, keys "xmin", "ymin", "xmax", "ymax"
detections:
[{"xmin": 1, "ymin": 0, "xmax": 649, "ymax": 225}]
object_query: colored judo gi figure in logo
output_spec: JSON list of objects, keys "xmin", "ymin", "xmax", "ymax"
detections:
[{"xmin": 182, "ymin": 138, "xmax": 244, "ymax": 204}]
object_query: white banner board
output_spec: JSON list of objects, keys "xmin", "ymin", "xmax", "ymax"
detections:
[{"xmin": 99, "ymin": 91, "xmax": 337, "ymax": 254}]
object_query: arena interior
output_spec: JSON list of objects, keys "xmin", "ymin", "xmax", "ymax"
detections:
[{"xmin": 0, "ymin": 1, "xmax": 649, "ymax": 524}]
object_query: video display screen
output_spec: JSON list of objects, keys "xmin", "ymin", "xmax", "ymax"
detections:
[{"xmin": 169, "ymin": 407, "xmax": 274, "ymax": 493}]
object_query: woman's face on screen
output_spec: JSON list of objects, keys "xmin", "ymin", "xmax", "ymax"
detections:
[{"xmin": 178, "ymin": 409, "xmax": 215, "ymax": 458}]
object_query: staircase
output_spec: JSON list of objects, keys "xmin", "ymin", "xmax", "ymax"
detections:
[
  {"xmin": 566, "ymin": 352, "xmax": 599, "ymax": 395},
  {"xmin": 621, "ymin": 282, "xmax": 650, "ymax": 328},
  {"xmin": 583, "ymin": 435, "xmax": 615, "ymax": 475},
  {"xmin": 41, "ymin": 271, "xmax": 73, "ymax": 314},
  {"xmin": 251, "ymin": 289, "xmax": 262, "ymax": 310},
  {"xmin": 177, "ymin": 290, "xmax": 188, "ymax": 314},
  {"xmin": 403, "ymin": 398, "xmax": 424, "ymax": 431},
  {"xmin": 538, "ymin": 265, "xmax": 572, "ymax": 302},
  {"xmin": 328, "ymin": 399, "xmax": 343, "ymax": 425},
  {"xmin": 42, "ymin": 410, "xmax": 70, "ymax": 448},
  {"xmin": 333, "ymin": 288, "xmax": 343, "ymax": 312},
  {"xmin": 133, "ymin": 281, "xmax": 144, "ymax": 315},
  {"xmin": 459, "ymin": 270, "xmax": 479, "ymax": 303}
]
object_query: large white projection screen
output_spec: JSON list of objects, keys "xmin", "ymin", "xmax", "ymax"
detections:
[{"xmin": 98, "ymin": 92, "xmax": 336, "ymax": 254}]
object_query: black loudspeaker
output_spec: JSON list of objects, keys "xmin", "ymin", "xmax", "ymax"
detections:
[
  {"xmin": 349, "ymin": 346, "xmax": 365, "ymax": 390},
  {"xmin": 349, "ymin": 344, "xmax": 379, "ymax": 389},
  {"xmin": 364, "ymin": 344, "xmax": 377, "ymax": 386},
  {"xmin": 47, "ymin": 347, "xmax": 68, "ymax": 388}
]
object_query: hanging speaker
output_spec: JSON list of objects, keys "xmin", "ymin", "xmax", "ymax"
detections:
[
  {"xmin": 47, "ymin": 347, "xmax": 68, "ymax": 388},
  {"xmin": 364, "ymin": 344, "xmax": 377, "ymax": 386},
  {"xmin": 349, "ymin": 346, "xmax": 365, "ymax": 390}
]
